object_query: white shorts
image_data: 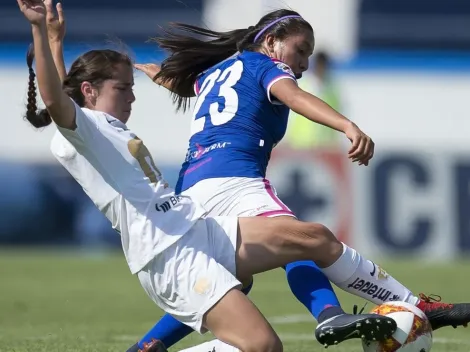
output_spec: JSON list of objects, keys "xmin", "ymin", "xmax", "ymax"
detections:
[
  {"xmin": 137, "ymin": 216, "xmax": 241, "ymax": 334},
  {"xmin": 182, "ymin": 177, "xmax": 295, "ymax": 218}
]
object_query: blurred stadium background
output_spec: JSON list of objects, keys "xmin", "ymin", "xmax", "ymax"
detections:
[{"xmin": 1, "ymin": 0, "xmax": 470, "ymax": 351}]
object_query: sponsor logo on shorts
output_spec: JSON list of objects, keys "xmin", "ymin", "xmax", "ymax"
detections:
[
  {"xmin": 185, "ymin": 142, "xmax": 231, "ymax": 162},
  {"xmin": 155, "ymin": 196, "xmax": 182, "ymax": 213},
  {"xmin": 347, "ymin": 277, "xmax": 400, "ymax": 302},
  {"xmin": 193, "ymin": 277, "xmax": 212, "ymax": 295},
  {"xmin": 245, "ymin": 205, "xmax": 269, "ymax": 217}
]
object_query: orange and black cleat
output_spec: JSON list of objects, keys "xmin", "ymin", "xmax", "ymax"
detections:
[{"xmin": 417, "ymin": 293, "xmax": 470, "ymax": 330}]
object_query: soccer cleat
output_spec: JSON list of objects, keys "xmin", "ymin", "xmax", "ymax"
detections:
[
  {"xmin": 315, "ymin": 313, "xmax": 397, "ymax": 348},
  {"xmin": 418, "ymin": 293, "xmax": 470, "ymax": 330},
  {"xmin": 137, "ymin": 339, "xmax": 168, "ymax": 352}
]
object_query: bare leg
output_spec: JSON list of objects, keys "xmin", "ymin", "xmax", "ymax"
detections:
[
  {"xmin": 235, "ymin": 216, "xmax": 343, "ymax": 279},
  {"xmin": 235, "ymin": 217, "xmax": 417, "ymax": 304},
  {"xmin": 202, "ymin": 288, "xmax": 282, "ymax": 352},
  {"xmin": 234, "ymin": 216, "xmax": 404, "ymax": 346}
]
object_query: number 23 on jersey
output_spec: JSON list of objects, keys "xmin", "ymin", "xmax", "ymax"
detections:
[{"xmin": 190, "ymin": 60, "xmax": 244, "ymax": 137}]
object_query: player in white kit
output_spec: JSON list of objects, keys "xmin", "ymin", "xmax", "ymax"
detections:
[{"xmin": 17, "ymin": 1, "xmax": 404, "ymax": 351}]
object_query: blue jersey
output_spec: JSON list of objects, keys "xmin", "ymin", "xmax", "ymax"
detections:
[{"xmin": 176, "ymin": 51, "xmax": 297, "ymax": 193}]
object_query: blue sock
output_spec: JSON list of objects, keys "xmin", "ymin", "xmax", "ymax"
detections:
[
  {"xmin": 138, "ymin": 313, "xmax": 193, "ymax": 349},
  {"xmin": 136, "ymin": 280, "xmax": 254, "ymax": 349},
  {"xmin": 284, "ymin": 260, "xmax": 342, "ymax": 321}
]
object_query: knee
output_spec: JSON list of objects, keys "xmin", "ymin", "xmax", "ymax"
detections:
[
  {"xmin": 303, "ymin": 222, "xmax": 343, "ymax": 266},
  {"xmin": 304, "ymin": 223, "xmax": 338, "ymax": 245},
  {"xmin": 267, "ymin": 218, "xmax": 342, "ymax": 266},
  {"xmin": 285, "ymin": 221, "xmax": 342, "ymax": 260},
  {"xmin": 242, "ymin": 332, "xmax": 283, "ymax": 352},
  {"xmin": 287, "ymin": 221, "xmax": 339, "ymax": 246}
]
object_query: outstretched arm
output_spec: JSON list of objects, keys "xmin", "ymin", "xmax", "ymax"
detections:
[
  {"xmin": 45, "ymin": 0, "xmax": 66, "ymax": 82},
  {"xmin": 271, "ymin": 78, "xmax": 374, "ymax": 165},
  {"xmin": 18, "ymin": 0, "xmax": 76, "ymax": 129}
]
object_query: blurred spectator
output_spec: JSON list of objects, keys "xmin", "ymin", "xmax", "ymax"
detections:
[{"xmin": 284, "ymin": 51, "xmax": 343, "ymax": 149}]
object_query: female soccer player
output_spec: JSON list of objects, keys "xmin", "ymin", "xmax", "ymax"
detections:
[
  {"xmin": 17, "ymin": 1, "xmax": 402, "ymax": 351},
  {"xmin": 132, "ymin": 7, "xmax": 470, "ymax": 352}
]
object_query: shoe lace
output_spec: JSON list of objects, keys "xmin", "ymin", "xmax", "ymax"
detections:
[
  {"xmin": 419, "ymin": 293, "xmax": 467, "ymax": 329},
  {"xmin": 419, "ymin": 293, "xmax": 442, "ymax": 303},
  {"xmin": 353, "ymin": 302, "xmax": 368, "ymax": 315},
  {"xmin": 419, "ymin": 293, "xmax": 453, "ymax": 309}
]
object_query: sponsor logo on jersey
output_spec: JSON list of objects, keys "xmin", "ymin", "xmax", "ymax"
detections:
[
  {"xmin": 275, "ymin": 61, "xmax": 295, "ymax": 78},
  {"xmin": 106, "ymin": 115, "xmax": 128, "ymax": 131},
  {"xmin": 155, "ymin": 196, "xmax": 182, "ymax": 213},
  {"xmin": 185, "ymin": 142, "xmax": 232, "ymax": 162},
  {"xmin": 347, "ymin": 277, "xmax": 400, "ymax": 302}
]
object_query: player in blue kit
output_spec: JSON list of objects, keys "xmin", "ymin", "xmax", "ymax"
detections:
[{"xmin": 129, "ymin": 8, "xmax": 470, "ymax": 352}]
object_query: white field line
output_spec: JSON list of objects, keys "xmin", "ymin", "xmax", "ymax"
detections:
[{"xmin": 110, "ymin": 314, "xmax": 470, "ymax": 346}]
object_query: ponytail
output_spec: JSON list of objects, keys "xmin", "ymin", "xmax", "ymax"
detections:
[
  {"xmin": 153, "ymin": 23, "xmax": 259, "ymax": 112},
  {"xmin": 24, "ymin": 44, "xmax": 53, "ymax": 129},
  {"xmin": 153, "ymin": 9, "xmax": 311, "ymax": 113}
]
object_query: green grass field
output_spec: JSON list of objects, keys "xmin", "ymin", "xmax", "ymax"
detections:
[{"xmin": 1, "ymin": 249, "xmax": 469, "ymax": 352}]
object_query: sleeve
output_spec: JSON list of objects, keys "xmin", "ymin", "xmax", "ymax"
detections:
[
  {"xmin": 256, "ymin": 58, "xmax": 297, "ymax": 103},
  {"xmin": 56, "ymin": 99, "xmax": 101, "ymax": 148}
]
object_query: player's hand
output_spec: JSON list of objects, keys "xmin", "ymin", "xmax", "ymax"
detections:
[
  {"xmin": 45, "ymin": 0, "xmax": 65, "ymax": 43},
  {"xmin": 344, "ymin": 122, "xmax": 374, "ymax": 166},
  {"xmin": 134, "ymin": 63, "xmax": 161, "ymax": 83},
  {"xmin": 17, "ymin": 0, "xmax": 46, "ymax": 25}
]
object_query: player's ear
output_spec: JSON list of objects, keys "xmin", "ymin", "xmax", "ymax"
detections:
[
  {"xmin": 265, "ymin": 34, "xmax": 276, "ymax": 54},
  {"xmin": 81, "ymin": 81, "xmax": 98, "ymax": 106}
]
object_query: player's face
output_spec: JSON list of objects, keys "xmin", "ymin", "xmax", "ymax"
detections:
[
  {"xmin": 275, "ymin": 31, "xmax": 314, "ymax": 79},
  {"xmin": 95, "ymin": 63, "xmax": 136, "ymax": 124}
]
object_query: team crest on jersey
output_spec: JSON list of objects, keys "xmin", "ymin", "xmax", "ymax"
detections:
[{"xmin": 275, "ymin": 62, "xmax": 295, "ymax": 78}]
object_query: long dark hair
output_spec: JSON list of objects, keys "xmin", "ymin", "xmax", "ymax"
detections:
[
  {"xmin": 153, "ymin": 9, "xmax": 313, "ymax": 112},
  {"xmin": 25, "ymin": 45, "xmax": 132, "ymax": 129}
]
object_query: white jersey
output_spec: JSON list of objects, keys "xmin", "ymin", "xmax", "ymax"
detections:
[{"xmin": 51, "ymin": 101, "xmax": 206, "ymax": 274}]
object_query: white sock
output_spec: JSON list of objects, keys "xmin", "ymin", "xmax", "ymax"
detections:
[
  {"xmin": 178, "ymin": 339, "xmax": 239, "ymax": 352},
  {"xmin": 321, "ymin": 243, "xmax": 419, "ymax": 306}
]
